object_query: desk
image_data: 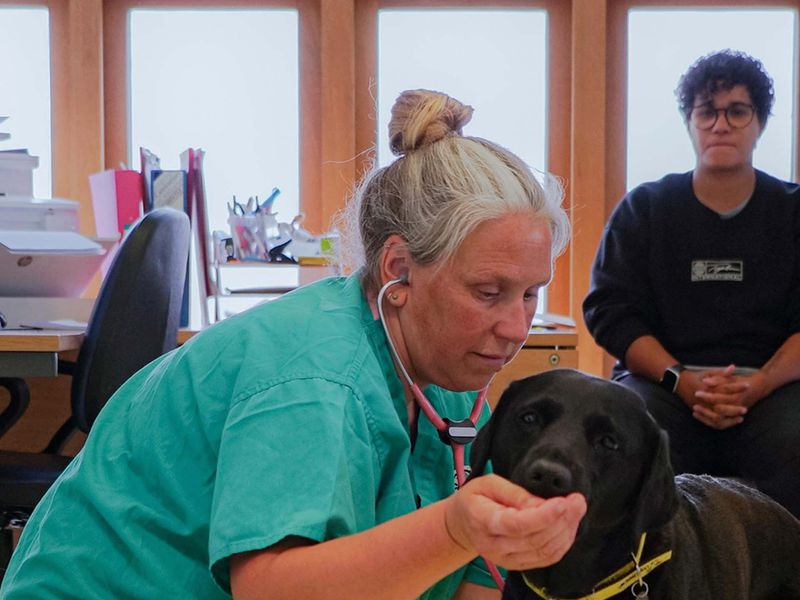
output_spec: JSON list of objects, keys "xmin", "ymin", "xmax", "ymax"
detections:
[
  {"xmin": 0, "ymin": 328, "xmax": 201, "ymax": 377},
  {"xmin": 0, "ymin": 330, "xmax": 84, "ymax": 378},
  {"xmin": 0, "ymin": 327, "xmax": 577, "ymax": 400}
]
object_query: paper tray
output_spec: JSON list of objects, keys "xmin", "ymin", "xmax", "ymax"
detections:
[{"xmin": 0, "ymin": 231, "xmax": 107, "ymax": 297}]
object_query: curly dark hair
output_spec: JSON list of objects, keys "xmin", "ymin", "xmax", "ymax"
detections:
[{"xmin": 675, "ymin": 49, "xmax": 774, "ymax": 127}]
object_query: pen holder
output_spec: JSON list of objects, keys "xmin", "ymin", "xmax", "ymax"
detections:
[
  {"xmin": 228, "ymin": 214, "xmax": 268, "ymax": 261},
  {"xmin": 259, "ymin": 212, "xmax": 281, "ymax": 250}
]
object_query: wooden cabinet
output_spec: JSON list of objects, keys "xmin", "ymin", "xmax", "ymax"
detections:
[{"xmin": 487, "ymin": 330, "xmax": 578, "ymax": 408}]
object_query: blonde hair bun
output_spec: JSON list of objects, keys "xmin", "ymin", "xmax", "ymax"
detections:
[{"xmin": 388, "ymin": 89, "xmax": 474, "ymax": 156}]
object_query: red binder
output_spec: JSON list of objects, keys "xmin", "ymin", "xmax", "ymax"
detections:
[{"xmin": 89, "ymin": 169, "xmax": 145, "ymax": 237}]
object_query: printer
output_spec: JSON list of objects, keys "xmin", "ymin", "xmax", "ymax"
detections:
[{"xmin": 0, "ymin": 134, "xmax": 106, "ymax": 326}]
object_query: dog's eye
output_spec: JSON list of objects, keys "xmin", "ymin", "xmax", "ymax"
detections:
[
  {"xmin": 519, "ymin": 412, "xmax": 540, "ymax": 426},
  {"xmin": 595, "ymin": 435, "xmax": 619, "ymax": 451}
]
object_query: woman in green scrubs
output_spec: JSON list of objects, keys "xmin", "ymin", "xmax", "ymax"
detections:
[{"xmin": 2, "ymin": 89, "xmax": 586, "ymax": 600}]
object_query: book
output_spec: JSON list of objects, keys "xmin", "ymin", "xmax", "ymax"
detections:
[{"xmin": 139, "ymin": 147, "xmax": 161, "ymax": 210}]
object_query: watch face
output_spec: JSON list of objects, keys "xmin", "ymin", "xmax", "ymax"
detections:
[{"xmin": 661, "ymin": 368, "xmax": 680, "ymax": 393}]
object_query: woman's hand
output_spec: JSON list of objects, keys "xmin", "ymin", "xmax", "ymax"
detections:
[{"xmin": 444, "ymin": 474, "xmax": 586, "ymax": 571}]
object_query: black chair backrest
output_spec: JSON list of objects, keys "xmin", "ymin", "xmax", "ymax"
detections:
[{"xmin": 70, "ymin": 207, "xmax": 190, "ymax": 432}]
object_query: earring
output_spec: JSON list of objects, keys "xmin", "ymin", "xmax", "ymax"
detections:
[{"xmin": 389, "ymin": 293, "xmax": 399, "ymax": 301}]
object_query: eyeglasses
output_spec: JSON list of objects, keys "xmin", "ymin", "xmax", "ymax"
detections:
[{"xmin": 689, "ymin": 102, "xmax": 756, "ymax": 130}]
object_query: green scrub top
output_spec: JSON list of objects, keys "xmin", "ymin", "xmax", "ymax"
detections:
[{"xmin": 2, "ymin": 276, "xmax": 496, "ymax": 599}]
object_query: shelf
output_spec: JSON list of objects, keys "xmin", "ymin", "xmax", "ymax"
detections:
[{"xmin": 209, "ymin": 260, "xmax": 337, "ymax": 322}]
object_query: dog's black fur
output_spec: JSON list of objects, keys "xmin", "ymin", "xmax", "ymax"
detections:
[{"xmin": 470, "ymin": 369, "xmax": 800, "ymax": 600}]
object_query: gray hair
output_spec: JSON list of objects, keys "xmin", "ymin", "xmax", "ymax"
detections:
[{"xmin": 337, "ymin": 89, "xmax": 570, "ymax": 292}]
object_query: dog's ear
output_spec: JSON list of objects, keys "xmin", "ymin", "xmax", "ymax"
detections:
[
  {"xmin": 468, "ymin": 377, "xmax": 529, "ymax": 479},
  {"xmin": 631, "ymin": 428, "xmax": 679, "ymax": 535},
  {"xmin": 468, "ymin": 378, "xmax": 521, "ymax": 479},
  {"xmin": 469, "ymin": 414, "xmax": 494, "ymax": 479}
]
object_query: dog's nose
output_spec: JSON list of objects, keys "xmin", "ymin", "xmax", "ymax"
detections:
[{"xmin": 526, "ymin": 458, "xmax": 573, "ymax": 498}]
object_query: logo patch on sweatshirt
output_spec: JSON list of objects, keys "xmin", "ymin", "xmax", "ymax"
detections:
[{"xmin": 691, "ymin": 260, "xmax": 743, "ymax": 281}]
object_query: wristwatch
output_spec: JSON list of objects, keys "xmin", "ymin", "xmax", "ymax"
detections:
[{"xmin": 659, "ymin": 364, "xmax": 685, "ymax": 393}]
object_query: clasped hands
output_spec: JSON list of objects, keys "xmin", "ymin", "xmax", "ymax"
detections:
[{"xmin": 677, "ymin": 365, "xmax": 769, "ymax": 430}]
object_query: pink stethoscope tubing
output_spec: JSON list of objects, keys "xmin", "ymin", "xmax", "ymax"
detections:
[{"xmin": 377, "ymin": 278, "xmax": 505, "ymax": 591}]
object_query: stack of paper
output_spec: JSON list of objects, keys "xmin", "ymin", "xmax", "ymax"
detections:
[
  {"xmin": 0, "ymin": 117, "xmax": 39, "ymax": 198},
  {"xmin": 20, "ymin": 319, "xmax": 88, "ymax": 331}
]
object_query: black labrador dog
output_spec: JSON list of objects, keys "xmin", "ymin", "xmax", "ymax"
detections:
[{"xmin": 470, "ymin": 369, "xmax": 800, "ymax": 600}]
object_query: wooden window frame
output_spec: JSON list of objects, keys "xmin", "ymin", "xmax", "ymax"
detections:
[
  {"xmin": 601, "ymin": 0, "xmax": 800, "ymax": 374},
  {"xmin": 103, "ymin": 0, "xmax": 327, "ymax": 228},
  {"xmin": 0, "ymin": 0, "xmax": 104, "ymax": 237},
  {"xmin": 607, "ymin": 0, "xmax": 800, "ymax": 218},
  {"xmin": 21, "ymin": 0, "xmax": 797, "ymax": 376},
  {"xmin": 354, "ymin": 0, "xmax": 573, "ymax": 314}
]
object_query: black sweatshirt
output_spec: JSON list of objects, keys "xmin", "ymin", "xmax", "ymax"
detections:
[{"xmin": 583, "ymin": 170, "xmax": 800, "ymax": 368}]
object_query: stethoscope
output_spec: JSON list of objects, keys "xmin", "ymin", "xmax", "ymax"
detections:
[{"xmin": 376, "ymin": 276, "xmax": 509, "ymax": 590}]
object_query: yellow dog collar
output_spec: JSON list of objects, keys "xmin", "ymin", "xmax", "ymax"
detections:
[{"xmin": 522, "ymin": 533, "xmax": 672, "ymax": 600}]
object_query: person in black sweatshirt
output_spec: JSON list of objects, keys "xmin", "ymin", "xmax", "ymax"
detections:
[{"xmin": 583, "ymin": 49, "xmax": 800, "ymax": 518}]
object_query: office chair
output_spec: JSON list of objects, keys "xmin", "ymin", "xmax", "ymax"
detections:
[
  {"xmin": 0, "ymin": 207, "xmax": 190, "ymax": 576},
  {"xmin": 0, "ymin": 380, "xmax": 29, "ymax": 442}
]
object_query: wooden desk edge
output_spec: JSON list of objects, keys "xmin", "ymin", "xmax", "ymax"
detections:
[
  {"xmin": 177, "ymin": 328, "xmax": 578, "ymax": 348},
  {"xmin": 0, "ymin": 330, "xmax": 85, "ymax": 352},
  {"xmin": 525, "ymin": 329, "xmax": 577, "ymax": 347},
  {"xmin": 177, "ymin": 328, "xmax": 197, "ymax": 345}
]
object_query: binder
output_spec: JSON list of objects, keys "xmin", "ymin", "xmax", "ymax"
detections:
[
  {"xmin": 89, "ymin": 169, "xmax": 145, "ymax": 237},
  {"xmin": 135, "ymin": 147, "xmax": 210, "ymax": 328},
  {"xmin": 181, "ymin": 148, "xmax": 211, "ymax": 328},
  {"xmin": 139, "ymin": 147, "xmax": 161, "ymax": 211},
  {"xmin": 150, "ymin": 169, "xmax": 187, "ymax": 212},
  {"xmin": 151, "ymin": 168, "xmax": 190, "ymax": 326}
]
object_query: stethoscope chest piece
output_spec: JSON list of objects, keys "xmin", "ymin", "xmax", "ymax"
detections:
[{"xmin": 438, "ymin": 418, "xmax": 477, "ymax": 445}]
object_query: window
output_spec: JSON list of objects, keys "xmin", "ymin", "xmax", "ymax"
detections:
[
  {"xmin": 129, "ymin": 8, "xmax": 300, "ymax": 234},
  {"xmin": 626, "ymin": 8, "xmax": 796, "ymax": 189},
  {"xmin": 0, "ymin": 6, "xmax": 51, "ymax": 197},
  {"xmin": 376, "ymin": 8, "xmax": 548, "ymax": 174},
  {"xmin": 376, "ymin": 6, "xmax": 553, "ymax": 311}
]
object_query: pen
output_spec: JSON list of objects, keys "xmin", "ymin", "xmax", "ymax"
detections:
[{"xmin": 262, "ymin": 187, "xmax": 281, "ymax": 213}]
